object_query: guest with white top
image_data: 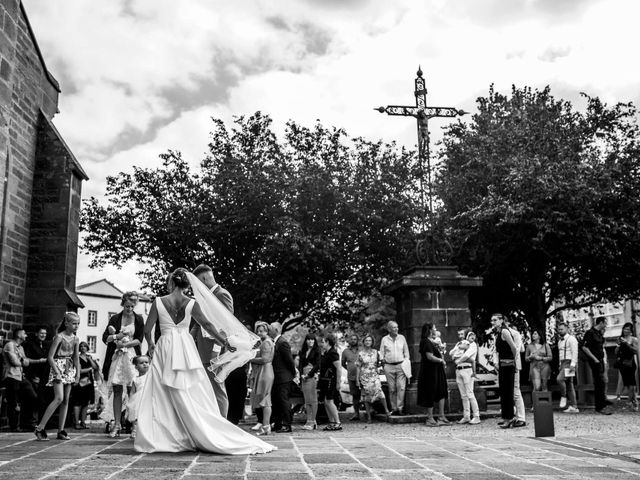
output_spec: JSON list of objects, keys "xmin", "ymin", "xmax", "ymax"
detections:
[{"xmin": 380, "ymin": 321, "xmax": 410, "ymax": 416}]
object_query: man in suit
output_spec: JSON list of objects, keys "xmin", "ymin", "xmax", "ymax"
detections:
[
  {"xmin": 190, "ymin": 264, "xmax": 234, "ymax": 417},
  {"xmin": 269, "ymin": 322, "xmax": 296, "ymax": 433}
]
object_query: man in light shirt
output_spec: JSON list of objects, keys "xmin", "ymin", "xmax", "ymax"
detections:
[
  {"xmin": 380, "ymin": 321, "xmax": 410, "ymax": 415},
  {"xmin": 556, "ymin": 323, "xmax": 579, "ymax": 413},
  {"xmin": 449, "ymin": 329, "xmax": 481, "ymax": 424}
]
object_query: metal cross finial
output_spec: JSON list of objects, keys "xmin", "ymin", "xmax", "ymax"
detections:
[{"xmin": 375, "ymin": 67, "xmax": 467, "ymax": 265}]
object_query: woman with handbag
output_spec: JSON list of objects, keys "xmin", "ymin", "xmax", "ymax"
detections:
[
  {"xmin": 318, "ymin": 333, "xmax": 342, "ymax": 431},
  {"xmin": 298, "ymin": 333, "xmax": 320, "ymax": 430},
  {"xmin": 71, "ymin": 341, "xmax": 101, "ymax": 429},
  {"xmin": 615, "ymin": 322, "xmax": 638, "ymax": 410},
  {"xmin": 525, "ymin": 330, "xmax": 552, "ymax": 392},
  {"xmin": 356, "ymin": 334, "xmax": 390, "ymax": 423},
  {"xmin": 249, "ymin": 321, "xmax": 275, "ymax": 435}
]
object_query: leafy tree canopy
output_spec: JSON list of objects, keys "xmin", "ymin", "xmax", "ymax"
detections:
[
  {"xmin": 436, "ymin": 85, "xmax": 640, "ymax": 333},
  {"xmin": 82, "ymin": 112, "xmax": 421, "ymax": 331}
]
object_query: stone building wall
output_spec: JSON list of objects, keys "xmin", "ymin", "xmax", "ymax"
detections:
[{"xmin": 0, "ymin": 0, "xmax": 86, "ymax": 338}]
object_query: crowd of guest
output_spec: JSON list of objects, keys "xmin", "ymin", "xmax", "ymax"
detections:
[{"xmin": 2, "ymin": 276, "xmax": 638, "ymax": 438}]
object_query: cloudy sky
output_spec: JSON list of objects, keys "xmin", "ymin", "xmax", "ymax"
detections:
[{"xmin": 25, "ymin": 0, "xmax": 640, "ymax": 292}]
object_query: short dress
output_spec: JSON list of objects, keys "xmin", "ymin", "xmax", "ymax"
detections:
[
  {"xmin": 71, "ymin": 355, "xmax": 96, "ymax": 407},
  {"xmin": 107, "ymin": 323, "xmax": 137, "ymax": 387},
  {"xmin": 250, "ymin": 338, "xmax": 274, "ymax": 410},
  {"xmin": 126, "ymin": 374, "xmax": 148, "ymax": 422},
  {"xmin": 318, "ymin": 347, "xmax": 340, "ymax": 403},
  {"xmin": 357, "ymin": 349, "xmax": 385, "ymax": 403},
  {"xmin": 617, "ymin": 339, "xmax": 637, "ymax": 387},
  {"xmin": 47, "ymin": 333, "xmax": 78, "ymax": 386}
]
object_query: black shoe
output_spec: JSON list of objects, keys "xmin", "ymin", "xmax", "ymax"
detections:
[
  {"xmin": 511, "ymin": 420, "xmax": 527, "ymax": 428},
  {"xmin": 596, "ymin": 408, "xmax": 612, "ymax": 415},
  {"xmin": 497, "ymin": 419, "xmax": 507, "ymax": 426},
  {"xmin": 57, "ymin": 430, "xmax": 70, "ymax": 440},
  {"xmin": 34, "ymin": 428, "xmax": 49, "ymax": 441},
  {"xmin": 499, "ymin": 419, "xmax": 515, "ymax": 429},
  {"xmin": 349, "ymin": 415, "xmax": 360, "ymax": 421},
  {"xmin": 390, "ymin": 410, "xmax": 400, "ymax": 416},
  {"xmin": 275, "ymin": 426, "xmax": 292, "ymax": 433}
]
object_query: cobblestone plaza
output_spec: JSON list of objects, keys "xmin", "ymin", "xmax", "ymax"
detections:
[{"xmin": 1, "ymin": 411, "xmax": 639, "ymax": 479}]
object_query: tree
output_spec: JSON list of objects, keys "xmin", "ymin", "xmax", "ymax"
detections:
[
  {"xmin": 436, "ymin": 85, "xmax": 640, "ymax": 333},
  {"xmin": 82, "ymin": 112, "xmax": 421, "ymax": 330}
]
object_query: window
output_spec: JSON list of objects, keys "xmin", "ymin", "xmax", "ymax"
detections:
[
  {"xmin": 87, "ymin": 310, "xmax": 97, "ymax": 327},
  {"xmin": 87, "ymin": 336, "xmax": 97, "ymax": 353}
]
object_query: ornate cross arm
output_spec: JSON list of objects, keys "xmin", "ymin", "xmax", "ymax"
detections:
[{"xmin": 375, "ymin": 106, "xmax": 467, "ymax": 118}]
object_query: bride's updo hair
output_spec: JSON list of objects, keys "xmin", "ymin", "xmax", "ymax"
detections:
[{"xmin": 169, "ymin": 268, "xmax": 190, "ymax": 289}]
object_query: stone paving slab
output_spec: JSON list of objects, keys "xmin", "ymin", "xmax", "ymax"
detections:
[{"xmin": 1, "ymin": 416, "xmax": 640, "ymax": 479}]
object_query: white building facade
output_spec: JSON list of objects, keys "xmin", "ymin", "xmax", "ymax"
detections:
[{"xmin": 76, "ymin": 279, "xmax": 152, "ymax": 370}]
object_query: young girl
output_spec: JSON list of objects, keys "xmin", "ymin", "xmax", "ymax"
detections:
[
  {"xmin": 34, "ymin": 312, "xmax": 81, "ymax": 441},
  {"xmin": 126, "ymin": 355, "xmax": 150, "ymax": 439}
]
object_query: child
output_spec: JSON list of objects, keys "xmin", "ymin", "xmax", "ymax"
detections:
[
  {"xmin": 34, "ymin": 312, "xmax": 81, "ymax": 441},
  {"xmin": 433, "ymin": 330, "xmax": 447, "ymax": 355},
  {"xmin": 126, "ymin": 355, "xmax": 150, "ymax": 439}
]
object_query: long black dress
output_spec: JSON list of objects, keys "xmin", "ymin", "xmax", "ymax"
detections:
[{"xmin": 417, "ymin": 337, "xmax": 448, "ymax": 408}]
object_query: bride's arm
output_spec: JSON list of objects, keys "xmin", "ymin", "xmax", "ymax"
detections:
[
  {"xmin": 191, "ymin": 302, "xmax": 226, "ymax": 345},
  {"xmin": 144, "ymin": 302, "xmax": 158, "ymax": 356}
]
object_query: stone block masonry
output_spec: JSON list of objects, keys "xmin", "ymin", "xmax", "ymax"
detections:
[{"xmin": 0, "ymin": 0, "xmax": 86, "ymax": 339}]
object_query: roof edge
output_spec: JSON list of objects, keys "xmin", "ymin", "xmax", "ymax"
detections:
[
  {"xmin": 39, "ymin": 111, "xmax": 89, "ymax": 180},
  {"xmin": 20, "ymin": 1, "xmax": 61, "ymax": 93}
]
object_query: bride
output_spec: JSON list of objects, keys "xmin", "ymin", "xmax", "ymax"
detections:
[{"xmin": 134, "ymin": 268, "xmax": 275, "ymax": 454}]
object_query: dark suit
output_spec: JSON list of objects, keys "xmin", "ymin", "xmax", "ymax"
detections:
[
  {"xmin": 101, "ymin": 312, "xmax": 144, "ymax": 380},
  {"xmin": 189, "ymin": 284, "xmax": 233, "ymax": 417},
  {"xmin": 271, "ymin": 335, "xmax": 296, "ymax": 429}
]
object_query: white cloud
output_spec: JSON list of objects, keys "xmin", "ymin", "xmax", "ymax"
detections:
[{"xmin": 23, "ymin": 0, "xmax": 640, "ymax": 290}]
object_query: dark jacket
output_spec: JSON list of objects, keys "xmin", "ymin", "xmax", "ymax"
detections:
[
  {"xmin": 23, "ymin": 339, "xmax": 50, "ymax": 382},
  {"xmin": 101, "ymin": 311, "xmax": 145, "ymax": 380},
  {"xmin": 272, "ymin": 336, "xmax": 296, "ymax": 385},
  {"xmin": 298, "ymin": 347, "xmax": 320, "ymax": 379}
]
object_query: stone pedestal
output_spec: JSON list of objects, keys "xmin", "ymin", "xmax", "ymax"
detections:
[{"xmin": 383, "ymin": 265, "xmax": 482, "ymax": 414}]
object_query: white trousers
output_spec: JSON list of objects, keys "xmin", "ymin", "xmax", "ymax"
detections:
[{"xmin": 455, "ymin": 368, "xmax": 479, "ymax": 419}]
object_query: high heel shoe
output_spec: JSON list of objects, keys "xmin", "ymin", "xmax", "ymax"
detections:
[
  {"xmin": 250, "ymin": 422, "xmax": 263, "ymax": 431},
  {"xmin": 301, "ymin": 422, "xmax": 317, "ymax": 430},
  {"xmin": 256, "ymin": 425, "xmax": 271, "ymax": 436},
  {"xmin": 109, "ymin": 425, "xmax": 121, "ymax": 438}
]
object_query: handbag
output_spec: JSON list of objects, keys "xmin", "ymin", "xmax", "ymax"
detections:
[{"xmin": 78, "ymin": 376, "xmax": 91, "ymax": 387}]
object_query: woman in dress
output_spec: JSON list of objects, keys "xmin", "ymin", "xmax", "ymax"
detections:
[
  {"xmin": 615, "ymin": 322, "xmax": 638, "ymax": 410},
  {"xmin": 249, "ymin": 321, "xmax": 274, "ymax": 436},
  {"xmin": 134, "ymin": 268, "xmax": 274, "ymax": 454},
  {"xmin": 102, "ymin": 291, "xmax": 144, "ymax": 437},
  {"xmin": 356, "ymin": 334, "xmax": 390, "ymax": 423},
  {"xmin": 525, "ymin": 330, "xmax": 552, "ymax": 392},
  {"xmin": 318, "ymin": 333, "xmax": 342, "ymax": 431},
  {"xmin": 417, "ymin": 323, "xmax": 449, "ymax": 427},
  {"xmin": 298, "ymin": 333, "xmax": 320, "ymax": 430},
  {"xmin": 34, "ymin": 312, "xmax": 80, "ymax": 441},
  {"xmin": 71, "ymin": 341, "xmax": 100, "ymax": 429}
]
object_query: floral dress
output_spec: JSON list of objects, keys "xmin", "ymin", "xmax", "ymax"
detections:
[
  {"xmin": 47, "ymin": 333, "xmax": 78, "ymax": 386},
  {"xmin": 356, "ymin": 349, "xmax": 385, "ymax": 403},
  {"xmin": 107, "ymin": 322, "xmax": 137, "ymax": 387}
]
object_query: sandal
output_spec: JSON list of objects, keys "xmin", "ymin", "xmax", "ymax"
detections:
[{"xmin": 425, "ymin": 419, "xmax": 438, "ymax": 427}]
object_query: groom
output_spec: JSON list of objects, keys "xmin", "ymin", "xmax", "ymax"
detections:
[
  {"xmin": 190, "ymin": 264, "xmax": 233, "ymax": 417},
  {"xmin": 269, "ymin": 322, "xmax": 296, "ymax": 433}
]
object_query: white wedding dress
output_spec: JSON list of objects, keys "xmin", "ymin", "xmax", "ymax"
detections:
[{"xmin": 134, "ymin": 298, "xmax": 275, "ymax": 454}]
